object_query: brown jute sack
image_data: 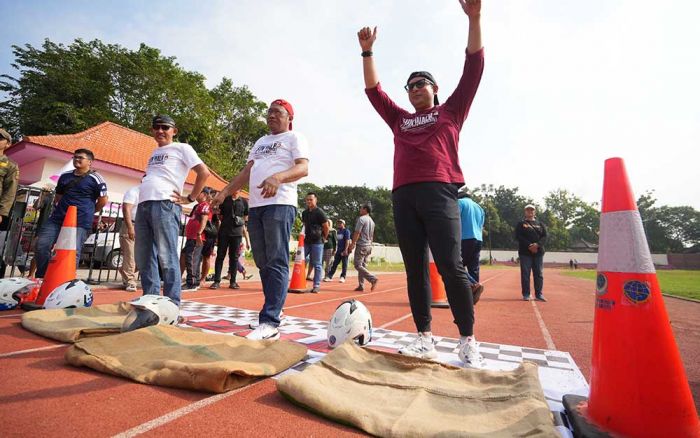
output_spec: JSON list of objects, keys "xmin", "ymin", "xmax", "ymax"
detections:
[
  {"xmin": 65, "ymin": 324, "xmax": 308, "ymax": 393},
  {"xmin": 277, "ymin": 342, "xmax": 557, "ymax": 437},
  {"xmin": 21, "ymin": 302, "xmax": 131, "ymax": 342}
]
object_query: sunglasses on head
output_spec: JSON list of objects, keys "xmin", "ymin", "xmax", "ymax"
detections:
[
  {"xmin": 404, "ymin": 79, "xmax": 434, "ymax": 91},
  {"xmin": 152, "ymin": 124, "xmax": 172, "ymax": 131}
]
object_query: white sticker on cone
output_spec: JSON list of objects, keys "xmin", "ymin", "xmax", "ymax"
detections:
[
  {"xmin": 54, "ymin": 227, "xmax": 77, "ymax": 251},
  {"xmin": 597, "ymin": 210, "xmax": 655, "ymax": 274}
]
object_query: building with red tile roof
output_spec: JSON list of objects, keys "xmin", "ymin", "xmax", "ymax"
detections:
[{"xmin": 6, "ymin": 121, "xmax": 240, "ymax": 202}]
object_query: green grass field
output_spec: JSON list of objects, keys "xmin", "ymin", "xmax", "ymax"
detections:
[{"xmin": 562, "ymin": 269, "xmax": 700, "ymax": 301}]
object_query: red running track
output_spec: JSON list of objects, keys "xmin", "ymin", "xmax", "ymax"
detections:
[{"xmin": 0, "ymin": 267, "xmax": 697, "ymax": 436}]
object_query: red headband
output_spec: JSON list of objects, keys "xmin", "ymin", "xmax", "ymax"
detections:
[{"xmin": 271, "ymin": 99, "xmax": 294, "ymax": 130}]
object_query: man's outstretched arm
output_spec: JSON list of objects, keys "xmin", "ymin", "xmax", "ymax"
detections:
[{"xmin": 357, "ymin": 26, "xmax": 378, "ymax": 88}]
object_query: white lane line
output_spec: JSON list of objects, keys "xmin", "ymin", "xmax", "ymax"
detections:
[
  {"xmin": 0, "ymin": 344, "xmax": 66, "ymax": 358},
  {"xmin": 284, "ymin": 286, "xmax": 406, "ymax": 310},
  {"xmin": 189, "ymin": 291, "xmax": 263, "ymax": 300},
  {"xmin": 530, "ymin": 300, "xmax": 556, "ymax": 350},
  {"xmin": 0, "ymin": 313, "xmax": 22, "ymax": 318},
  {"xmin": 112, "ymin": 379, "xmax": 266, "ymax": 438},
  {"xmin": 379, "ymin": 313, "xmax": 413, "ymax": 329}
]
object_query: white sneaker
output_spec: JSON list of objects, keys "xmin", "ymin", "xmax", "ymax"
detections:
[
  {"xmin": 339, "ymin": 277, "xmax": 346, "ymax": 283},
  {"xmin": 323, "ymin": 277, "xmax": 332, "ymax": 282},
  {"xmin": 398, "ymin": 333, "xmax": 438, "ymax": 359},
  {"xmin": 245, "ymin": 323, "xmax": 280, "ymax": 341},
  {"xmin": 458, "ymin": 336, "xmax": 485, "ymax": 369},
  {"xmin": 249, "ymin": 311, "xmax": 286, "ymax": 329}
]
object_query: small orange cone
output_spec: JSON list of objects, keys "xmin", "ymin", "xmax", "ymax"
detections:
[
  {"xmin": 429, "ymin": 248, "xmax": 449, "ymax": 308},
  {"xmin": 288, "ymin": 233, "xmax": 309, "ymax": 293},
  {"xmin": 35, "ymin": 206, "xmax": 78, "ymax": 306},
  {"xmin": 564, "ymin": 158, "xmax": 699, "ymax": 438}
]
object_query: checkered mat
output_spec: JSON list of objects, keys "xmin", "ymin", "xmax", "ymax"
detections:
[{"xmin": 180, "ymin": 300, "xmax": 589, "ymax": 437}]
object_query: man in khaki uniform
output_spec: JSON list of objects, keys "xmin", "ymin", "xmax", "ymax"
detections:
[{"xmin": 0, "ymin": 128, "xmax": 19, "ymax": 277}]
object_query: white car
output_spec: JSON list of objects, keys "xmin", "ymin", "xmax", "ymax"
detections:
[{"xmin": 81, "ymin": 229, "xmax": 187, "ymax": 269}]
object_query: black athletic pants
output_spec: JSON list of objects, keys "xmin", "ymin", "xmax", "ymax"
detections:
[
  {"xmin": 392, "ymin": 182, "xmax": 474, "ymax": 337},
  {"xmin": 214, "ymin": 234, "xmax": 242, "ymax": 283}
]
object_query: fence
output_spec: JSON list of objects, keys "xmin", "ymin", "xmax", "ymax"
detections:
[{"xmin": 0, "ymin": 185, "xmax": 188, "ymax": 284}]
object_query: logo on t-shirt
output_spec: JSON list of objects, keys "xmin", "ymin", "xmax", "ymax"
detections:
[
  {"xmin": 400, "ymin": 111, "xmax": 439, "ymax": 132},
  {"xmin": 251, "ymin": 142, "xmax": 282, "ymax": 159},
  {"xmin": 148, "ymin": 153, "xmax": 169, "ymax": 166}
]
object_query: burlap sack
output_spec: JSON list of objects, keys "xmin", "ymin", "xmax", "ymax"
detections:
[
  {"xmin": 21, "ymin": 302, "xmax": 131, "ymax": 342},
  {"xmin": 65, "ymin": 324, "xmax": 308, "ymax": 393},
  {"xmin": 277, "ymin": 342, "xmax": 557, "ymax": 437}
]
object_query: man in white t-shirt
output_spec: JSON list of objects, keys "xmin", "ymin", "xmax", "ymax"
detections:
[
  {"xmin": 212, "ymin": 99, "xmax": 309, "ymax": 340},
  {"xmin": 136, "ymin": 115, "xmax": 211, "ymax": 305},
  {"xmin": 119, "ymin": 182, "xmax": 141, "ymax": 292}
]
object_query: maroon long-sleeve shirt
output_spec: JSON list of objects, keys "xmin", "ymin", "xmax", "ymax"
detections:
[{"xmin": 365, "ymin": 48, "xmax": 485, "ymax": 190}]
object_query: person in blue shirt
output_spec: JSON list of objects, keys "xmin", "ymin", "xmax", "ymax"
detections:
[
  {"xmin": 458, "ymin": 187, "xmax": 485, "ymax": 303},
  {"xmin": 35, "ymin": 148, "xmax": 108, "ymax": 278},
  {"xmin": 324, "ymin": 219, "xmax": 352, "ymax": 283}
]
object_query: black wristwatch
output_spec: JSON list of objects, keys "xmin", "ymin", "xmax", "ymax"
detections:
[
  {"xmin": 187, "ymin": 194, "xmax": 195, "ymax": 203},
  {"xmin": 361, "ymin": 50, "xmax": 373, "ymax": 57}
]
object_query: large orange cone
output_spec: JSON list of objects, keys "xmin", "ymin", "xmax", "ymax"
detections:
[
  {"xmin": 564, "ymin": 158, "xmax": 699, "ymax": 438},
  {"xmin": 288, "ymin": 233, "xmax": 309, "ymax": 293},
  {"xmin": 429, "ymin": 248, "xmax": 449, "ymax": 308},
  {"xmin": 35, "ymin": 206, "xmax": 78, "ymax": 305}
]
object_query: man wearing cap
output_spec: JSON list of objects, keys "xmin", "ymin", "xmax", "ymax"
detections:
[
  {"xmin": 357, "ymin": 0, "xmax": 485, "ymax": 367},
  {"xmin": 515, "ymin": 204, "xmax": 548, "ymax": 302},
  {"xmin": 325, "ymin": 219, "xmax": 351, "ymax": 283},
  {"xmin": 0, "ymin": 128, "xmax": 19, "ymax": 276},
  {"xmin": 35, "ymin": 148, "xmax": 108, "ymax": 278},
  {"xmin": 136, "ymin": 115, "xmax": 211, "ymax": 305},
  {"xmin": 212, "ymin": 99, "xmax": 309, "ymax": 340}
]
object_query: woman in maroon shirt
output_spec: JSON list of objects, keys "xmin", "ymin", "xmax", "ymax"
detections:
[{"xmin": 357, "ymin": 0, "xmax": 485, "ymax": 368}]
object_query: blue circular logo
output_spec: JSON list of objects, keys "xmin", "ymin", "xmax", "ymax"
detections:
[
  {"xmin": 623, "ymin": 280, "xmax": 651, "ymax": 304},
  {"xmin": 329, "ymin": 335, "xmax": 336, "ymax": 346},
  {"xmin": 596, "ymin": 273, "xmax": 608, "ymax": 295}
]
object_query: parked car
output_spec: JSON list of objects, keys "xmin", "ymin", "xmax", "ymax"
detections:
[{"xmin": 81, "ymin": 230, "xmax": 187, "ymax": 269}]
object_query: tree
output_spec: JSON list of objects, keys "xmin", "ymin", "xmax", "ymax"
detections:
[
  {"xmin": 297, "ymin": 184, "xmax": 397, "ymax": 244},
  {"xmin": 544, "ymin": 189, "xmax": 600, "ymax": 246},
  {"xmin": 0, "ymin": 38, "xmax": 269, "ymax": 179},
  {"xmin": 201, "ymin": 78, "xmax": 268, "ymax": 179},
  {"xmin": 636, "ymin": 191, "xmax": 700, "ymax": 252}
]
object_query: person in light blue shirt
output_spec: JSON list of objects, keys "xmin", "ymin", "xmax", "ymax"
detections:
[{"xmin": 458, "ymin": 187, "xmax": 485, "ymax": 302}]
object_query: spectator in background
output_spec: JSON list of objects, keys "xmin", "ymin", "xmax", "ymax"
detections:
[
  {"xmin": 458, "ymin": 187, "xmax": 485, "ymax": 304},
  {"xmin": 301, "ymin": 192, "xmax": 329, "ymax": 293},
  {"xmin": 201, "ymin": 210, "xmax": 219, "ymax": 284},
  {"xmin": 322, "ymin": 219, "xmax": 337, "ymax": 279},
  {"xmin": 515, "ymin": 204, "xmax": 547, "ymax": 302},
  {"xmin": 136, "ymin": 115, "xmax": 211, "ymax": 305},
  {"xmin": 347, "ymin": 204, "xmax": 377, "ymax": 292},
  {"xmin": 211, "ymin": 190, "xmax": 249, "ymax": 289},
  {"xmin": 0, "ymin": 128, "xmax": 19, "ymax": 277},
  {"xmin": 35, "ymin": 148, "xmax": 108, "ymax": 278},
  {"xmin": 325, "ymin": 219, "xmax": 351, "ymax": 283},
  {"xmin": 181, "ymin": 187, "xmax": 213, "ymax": 291},
  {"xmin": 119, "ymin": 182, "xmax": 140, "ymax": 292}
]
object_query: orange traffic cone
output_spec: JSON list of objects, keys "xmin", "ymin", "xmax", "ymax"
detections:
[
  {"xmin": 288, "ymin": 233, "xmax": 309, "ymax": 293},
  {"xmin": 429, "ymin": 248, "xmax": 449, "ymax": 308},
  {"xmin": 34, "ymin": 206, "xmax": 78, "ymax": 306},
  {"xmin": 564, "ymin": 158, "xmax": 699, "ymax": 438}
]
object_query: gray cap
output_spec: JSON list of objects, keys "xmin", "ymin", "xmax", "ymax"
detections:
[
  {"xmin": 0, "ymin": 128, "xmax": 11, "ymax": 143},
  {"xmin": 152, "ymin": 115, "xmax": 176, "ymax": 127}
]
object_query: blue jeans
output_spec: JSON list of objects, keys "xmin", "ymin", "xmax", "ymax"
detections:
[
  {"xmin": 520, "ymin": 253, "xmax": 544, "ymax": 298},
  {"xmin": 135, "ymin": 201, "xmax": 182, "ymax": 305},
  {"xmin": 304, "ymin": 242, "xmax": 324, "ymax": 287},
  {"xmin": 248, "ymin": 205, "xmax": 296, "ymax": 327},
  {"xmin": 35, "ymin": 221, "xmax": 90, "ymax": 278}
]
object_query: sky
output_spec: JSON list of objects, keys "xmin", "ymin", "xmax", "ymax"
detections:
[{"xmin": 2, "ymin": 0, "xmax": 699, "ymax": 209}]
